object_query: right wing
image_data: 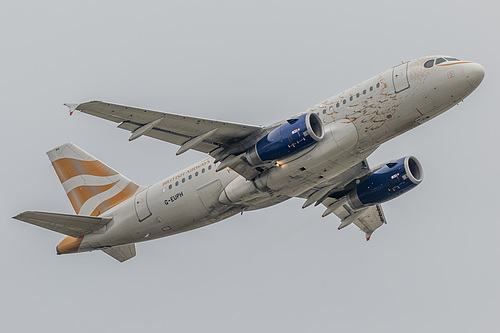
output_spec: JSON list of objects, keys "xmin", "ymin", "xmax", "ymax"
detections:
[
  {"xmin": 297, "ymin": 156, "xmax": 387, "ymax": 240},
  {"xmin": 321, "ymin": 199, "xmax": 386, "ymax": 240},
  {"xmin": 13, "ymin": 211, "xmax": 112, "ymax": 238}
]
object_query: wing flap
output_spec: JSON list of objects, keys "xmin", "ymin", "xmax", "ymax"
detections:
[
  {"xmin": 101, "ymin": 244, "xmax": 136, "ymax": 262},
  {"xmin": 321, "ymin": 198, "xmax": 387, "ymax": 239},
  {"xmin": 350, "ymin": 205, "xmax": 386, "ymax": 240},
  {"xmin": 13, "ymin": 211, "xmax": 112, "ymax": 238}
]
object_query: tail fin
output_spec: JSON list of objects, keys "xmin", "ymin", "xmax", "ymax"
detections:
[{"xmin": 47, "ymin": 143, "xmax": 141, "ymax": 216}]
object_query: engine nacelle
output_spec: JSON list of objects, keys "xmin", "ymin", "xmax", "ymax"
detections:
[
  {"xmin": 246, "ymin": 113, "xmax": 324, "ymax": 166},
  {"xmin": 347, "ymin": 156, "xmax": 423, "ymax": 210}
]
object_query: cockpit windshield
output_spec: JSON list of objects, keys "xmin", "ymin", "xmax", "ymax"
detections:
[
  {"xmin": 424, "ymin": 59, "xmax": 435, "ymax": 68},
  {"xmin": 435, "ymin": 58, "xmax": 446, "ymax": 65},
  {"xmin": 424, "ymin": 56, "xmax": 461, "ymax": 68}
]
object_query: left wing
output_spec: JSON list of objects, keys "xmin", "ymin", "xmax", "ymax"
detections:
[{"xmin": 71, "ymin": 101, "xmax": 267, "ymax": 179}]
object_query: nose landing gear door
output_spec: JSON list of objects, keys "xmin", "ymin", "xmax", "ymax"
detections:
[{"xmin": 393, "ymin": 62, "xmax": 410, "ymax": 93}]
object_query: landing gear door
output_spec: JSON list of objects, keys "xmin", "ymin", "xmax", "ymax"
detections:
[
  {"xmin": 393, "ymin": 62, "xmax": 410, "ymax": 93},
  {"xmin": 134, "ymin": 189, "xmax": 152, "ymax": 222}
]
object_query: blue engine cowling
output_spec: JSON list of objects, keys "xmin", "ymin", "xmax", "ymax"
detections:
[
  {"xmin": 347, "ymin": 156, "xmax": 423, "ymax": 210},
  {"xmin": 246, "ymin": 113, "xmax": 324, "ymax": 166}
]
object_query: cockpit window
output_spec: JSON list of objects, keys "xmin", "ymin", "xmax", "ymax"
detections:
[
  {"xmin": 444, "ymin": 57, "xmax": 460, "ymax": 61},
  {"xmin": 435, "ymin": 58, "xmax": 446, "ymax": 65},
  {"xmin": 424, "ymin": 59, "xmax": 434, "ymax": 68}
]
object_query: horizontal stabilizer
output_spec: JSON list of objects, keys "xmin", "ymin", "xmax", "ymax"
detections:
[
  {"xmin": 101, "ymin": 244, "xmax": 136, "ymax": 262},
  {"xmin": 13, "ymin": 211, "xmax": 112, "ymax": 238}
]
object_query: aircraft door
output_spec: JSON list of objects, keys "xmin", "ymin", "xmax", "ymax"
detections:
[
  {"xmin": 392, "ymin": 62, "xmax": 410, "ymax": 93},
  {"xmin": 134, "ymin": 188, "xmax": 152, "ymax": 222}
]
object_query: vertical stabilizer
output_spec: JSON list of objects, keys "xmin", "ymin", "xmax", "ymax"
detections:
[{"xmin": 47, "ymin": 143, "xmax": 141, "ymax": 216}]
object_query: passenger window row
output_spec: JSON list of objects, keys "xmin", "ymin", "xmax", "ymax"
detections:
[
  {"xmin": 321, "ymin": 82, "xmax": 382, "ymax": 114},
  {"xmin": 167, "ymin": 164, "xmax": 213, "ymax": 190}
]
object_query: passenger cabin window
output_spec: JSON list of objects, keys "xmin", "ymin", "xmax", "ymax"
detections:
[
  {"xmin": 435, "ymin": 57, "xmax": 446, "ymax": 65},
  {"xmin": 424, "ymin": 59, "xmax": 434, "ymax": 68}
]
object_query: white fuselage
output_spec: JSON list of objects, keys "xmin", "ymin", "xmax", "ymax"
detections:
[{"xmin": 76, "ymin": 56, "xmax": 484, "ymax": 252}]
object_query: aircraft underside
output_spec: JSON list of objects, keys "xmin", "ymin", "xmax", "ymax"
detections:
[{"xmin": 13, "ymin": 55, "xmax": 484, "ymax": 262}]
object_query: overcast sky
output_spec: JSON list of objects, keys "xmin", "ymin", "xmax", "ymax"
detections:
[{"xmin": 1, "ymin": 0, "xmax": 499, "ymax": 332}]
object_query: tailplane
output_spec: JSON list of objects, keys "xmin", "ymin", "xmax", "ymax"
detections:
[{"xmin": 47, "ymin": 143, "xmax": 141, "ymax": 216}]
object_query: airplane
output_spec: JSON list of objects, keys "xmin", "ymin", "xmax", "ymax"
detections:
[{"xmin": 13, "ymin": 55, "xmax": 484, "ymax": 262}]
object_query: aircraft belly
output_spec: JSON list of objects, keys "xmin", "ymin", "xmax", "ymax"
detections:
[{"xmin": 122, "ymin": 170, "xmax": 242, "ymax": 242}]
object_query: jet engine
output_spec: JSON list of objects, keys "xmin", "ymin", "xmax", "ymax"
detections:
[
  {"xmin": 246, "ymin": 113, "xmax": 324, "ymax": 166},
  {"xmin": 347, "ymin": 156, "xmax": 423, "ymax": 210}
]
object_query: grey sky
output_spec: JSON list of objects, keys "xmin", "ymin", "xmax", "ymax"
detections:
[{"xmin": 1, "ymin": 0, "xmax": 499, "ymax": 332}]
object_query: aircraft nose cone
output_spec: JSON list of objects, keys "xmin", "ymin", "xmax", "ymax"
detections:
[{"xmin": 463, "ymin": 62, "xmax": 485, "ymax": 88}]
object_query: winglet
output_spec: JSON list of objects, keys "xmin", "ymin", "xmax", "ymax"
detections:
[{"xmin": 64, "ymin": 103, "xmax": 79, "ymax": 116}]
